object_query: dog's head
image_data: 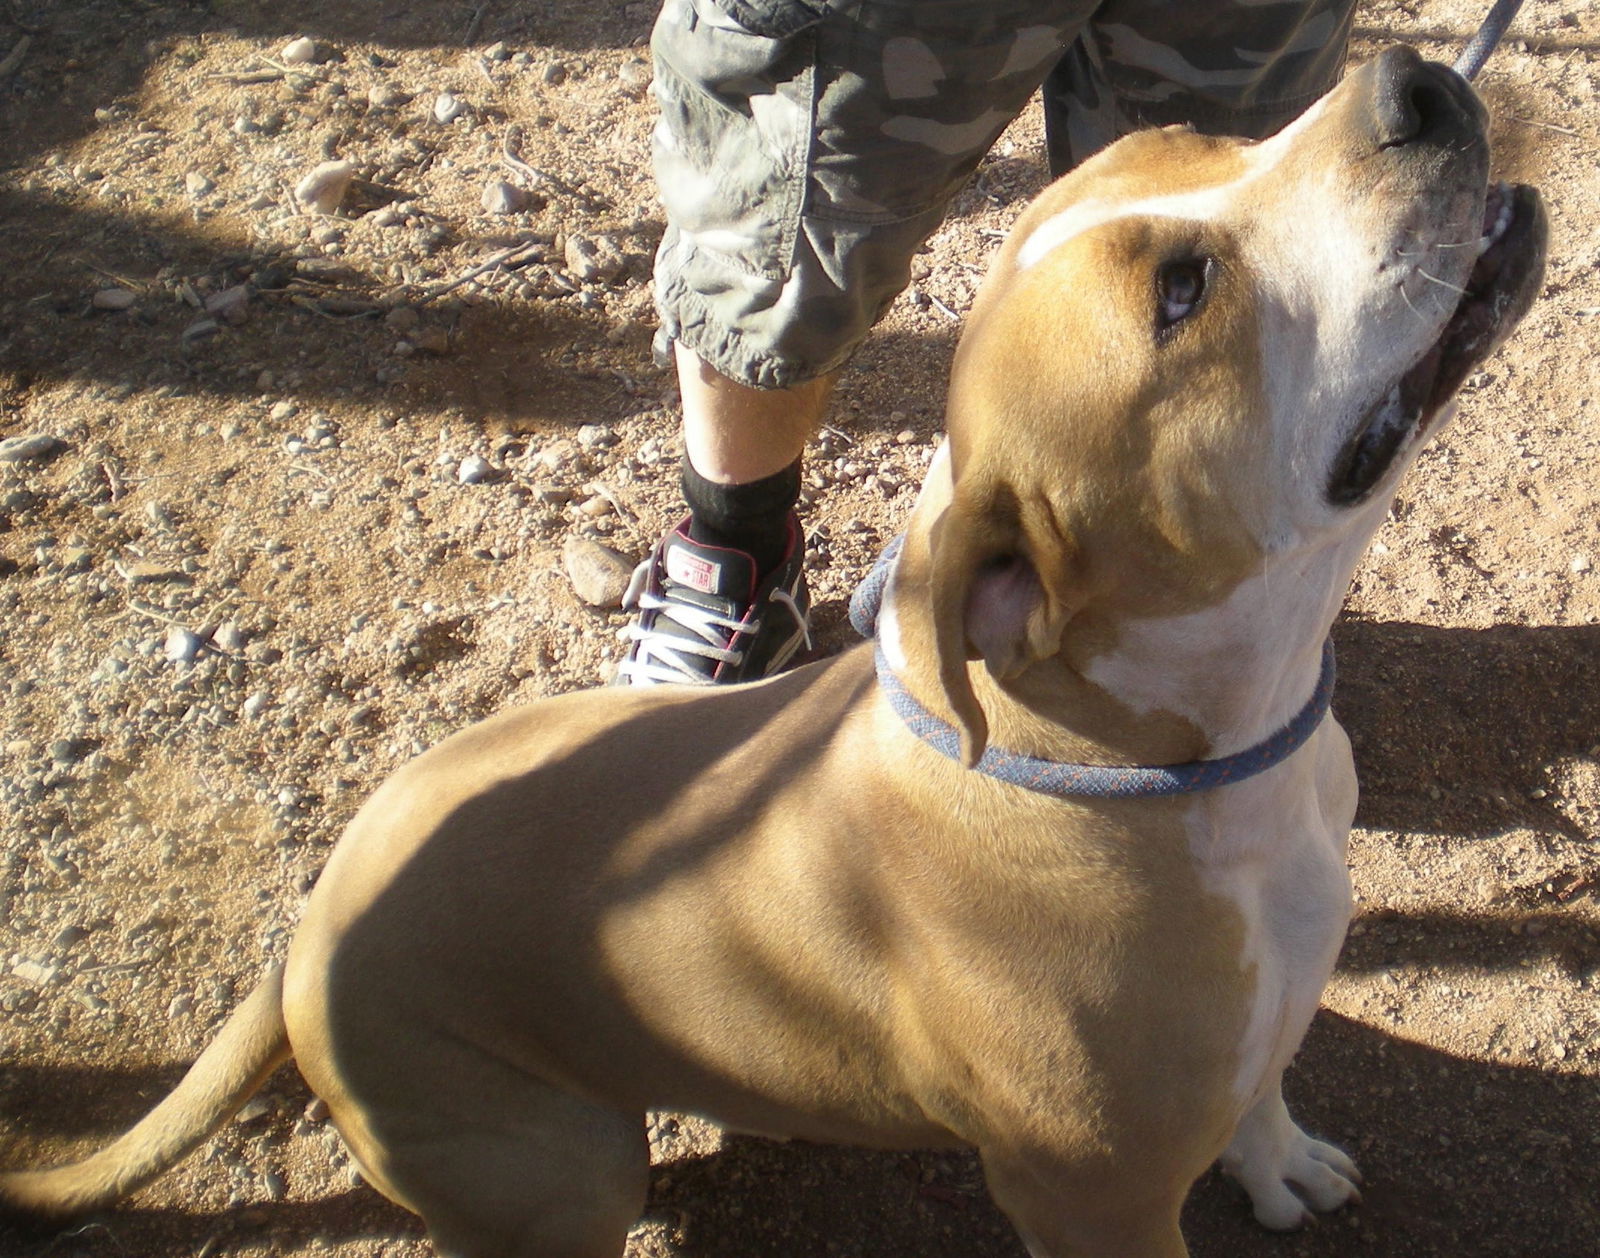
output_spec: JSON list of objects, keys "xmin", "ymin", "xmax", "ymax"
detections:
[{"xmin": 898, "ymin": 46, "xmax": 1547, "ymax": 764}]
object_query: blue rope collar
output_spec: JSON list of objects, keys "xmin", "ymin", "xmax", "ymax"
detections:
[{"xmin": 848, "ymin": 537, "xmax": 1336, "ymax": 800}]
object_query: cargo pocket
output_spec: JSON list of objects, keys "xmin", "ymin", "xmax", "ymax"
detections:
[{"xmin": 651, "ymin": 0, "xmax": 846, "ymax": 281}]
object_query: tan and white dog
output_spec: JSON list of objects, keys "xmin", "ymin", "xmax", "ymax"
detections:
[{"xmin": 0, "ymin": 45, "xmax": 1545, "ymax": 1258}]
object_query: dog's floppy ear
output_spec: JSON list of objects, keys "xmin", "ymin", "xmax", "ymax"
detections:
[{"xmin": 927, "ymin": 479, "xmax": 1080, "ymax": 767}]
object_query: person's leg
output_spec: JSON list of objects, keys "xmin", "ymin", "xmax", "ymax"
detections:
[
  {"xmin": 626, "ymin": 0, "xmax": 1097, "ymax": 686},
  {"xmin": 677, "ymin": 344, "xmax": 833, "ymax": 488},
  {"xmin": 676, "ymin": 343, "xmax": 832, "ymax": 576},
  {"xmin": 1042, "ymin": 0, "xmax": 1358, "ymax": 176}
]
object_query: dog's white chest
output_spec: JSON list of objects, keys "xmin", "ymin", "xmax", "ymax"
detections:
[{"xmin": 1184, "ymin": 721, "xmax": 1357, "ymax": 1108}]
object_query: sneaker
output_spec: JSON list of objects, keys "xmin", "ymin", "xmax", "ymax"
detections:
[{"xmin": 615, "ymin": 514, "xmax": 811, "ymax": 686}]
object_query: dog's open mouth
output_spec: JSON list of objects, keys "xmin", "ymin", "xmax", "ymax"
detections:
[{"xmin": 1327, "ymin": 182, "xmax": 1548, "ymax": 506}]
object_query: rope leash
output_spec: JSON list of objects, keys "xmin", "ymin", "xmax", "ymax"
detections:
[{"xmin": 1455, "ymin": 0, "xmax": 1526, "ymax": 80}]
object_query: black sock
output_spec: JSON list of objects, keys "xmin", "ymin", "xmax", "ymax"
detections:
[{"xmin": 682, "ymin": 457, "xmax": 801, "ymax": 577}]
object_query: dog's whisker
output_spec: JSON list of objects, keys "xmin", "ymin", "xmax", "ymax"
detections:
[
  {"xmin": 1398, "ymin": 283, "xmax": 1428, "ymax": 321},
  {"xmin": 1395, "ymin": 239, "xmax": 1477, "ymax": 258},
  {"xmin": 1417, "ymin": 269, "xmax": 1470, "ymax": 296}
]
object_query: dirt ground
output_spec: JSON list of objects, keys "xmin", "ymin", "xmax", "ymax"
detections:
[{"xmin": 0, "ymin": 1, "xmax": 1595, "ymax": 1255}]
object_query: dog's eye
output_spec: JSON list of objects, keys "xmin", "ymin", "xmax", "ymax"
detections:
[{"xmin": 1156, "ymin": 258, "xmax": 1210, "ymax": 334}]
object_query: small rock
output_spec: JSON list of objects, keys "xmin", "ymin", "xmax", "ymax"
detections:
[
  {"xmin": 294, "ymin": 160, "xmax": 356, "ymax": 215},
  {"xmin": 11, "ymin": 960, "xmax": 59, "ymax": 987},
  {"xmin": 280, "ymin": 36, "xmax": 321, "ymax": 65},
  {"xmin": 165, "ymin": 626, "xmax": 203, "ymax": 664},
  {"xmin": 409, "ymin": 326, "xmax": 450, "ymax": 355},
  {"xmin": 184, "ymin": 170, "xmax": 214, "ymax": 197},
  {"xmin": 457, "ymin": 455, "xmax": 493, "ymax": 485},
  {"xmin": 204, "ymin": 284, "xmax": 251, "ymax": 325},
  {"xmin": 542, "ymin": 61, "xmax": 568, "ymax": 85},
  {"xmin": 0, "ymin": 434, "xmax": 63, "ymax": 462},
  {"xmin": 181, "ymin": 316, "xmax": 219, "ymax": 348},
  {"xmin": 119, "ymin": 560, "xmax": 186, "ymax": 584},
  {"xmin": 54, "ymin": 924, "xmax": 90, "ymax": 950},
  {"xmin": 480, "ymin": 179, "xmax": 527, "ymax": 214},
  {"xmin": 269, "ymin": 400, "xmax": 298, "ymax": 422},
  {"xmin": 485, "ymin": 40, "xmax": 512, "ymax": 62},
  {"xmin": 385, "ymin": 306, "xmax": 419, "ymax": 333},
  {"xmin": 563, "ymin": 233, "xmax": 626, "ymax": 285},
  {"xmin": 304, "ymin": 1097, "xmax": 331, "ymax": 1122},
  {"xmin": 433, "ymin": 91, "xmax": 467, "ymax": 124},
  {"xmin": 1572, "ymin": 555, "xmax": 1592, "ymax": 574},
  {"xmin": 167, "ymin": 993, "xmax": 193, "ymax": 1018},
  {"xmin": 563, "ymin": 536, "xmax": 634, "ymax": 607},
  {"xmin": 616, "ymin": 59, "xmax": 652, "ymax": 94},
  {"xmin": 576, "ymin": 494, "xmax": 614, "ymax": 520},
  {"xmin": 235, "ymin": 1096, "xmax": 272, "ymax": 1125},
  {"xmin": 576, "ymin": 424, "xmax": 614, "ymax": 449},
  {"xmin": 367, "ymin": 82, "xmax": 409, "ymax": 110},
  {"xmin": 92, "ymin": 287, "xmax": 137, "ymax": 311},
  {"xmin": 213, "ymin": 620, "xmax": 247, "ymax": 652},
  {"xmin": 535, "ymin": 440, "xmax": 578, "ymax": 473},
  {"xmin": 242, "ymin": 691, "xmax": 270, "ymax": 718}
]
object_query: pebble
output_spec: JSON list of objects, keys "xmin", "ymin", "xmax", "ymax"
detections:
[
  {"xmin": 576, "ymin": 424, "xmax": 614, "ymax": 449},
  {"xmin": 563, "ymin": 233, "xmax": 626, "ymax": 285},
  {"xmin": 165, "ymin": 626, "xmax": 203, "ymax": 664},
  {"xmin": 563, "ymin": 536, "xmax": 634, "ymax": 607},
  {"xmin": 433, "ymin": 92, "xmax": 467, "ymax": 124},
  {"xmin": 294, "ymin": 160, "xmax": 356, "ymax": 215},
  {"xmin": 270, "ymin": 400, "xmax": 298, "ymax": 421},
  {"xmin": 409, "ymin": 326, "xmax": 450, "ymax": 355},
  {"xmin": 0, "ymin": 434, "xmax": 62, "ymax": 462},
  {"xmin": 12, "ymin": 960, "xmax": 59, "ymax": 987},
  {"xmin": 181, "ymin": 317, "xmax": 219, "ymax": 348},
  {"xmin": 92, "ymin": 287, "xmax": 137, "ymax": 311},
  {"xmin": 480, "ymin": 179, "xmax": 527, "ymax": 215},
  {"xmin": 204, "ymin": 285, "xmax": 251, "ymax": 325},
  {"xmin": 242, "ymin": 692, "xmax": 270, "ymax": 718},
  {"xmin": 235, "ymin": 1096, "xmax": 272, "ymax": 1124},
  {"xmin": 457, "ymin": 455, "xmax": 493, "ymax": 485},
  {"xmin": 367, "ymin": 82, "xmax": 409, "ymax": 110},
  {"xmin": 184, "ymin": 170, "xmax": 214, "ymax": 197},
  {"xmin": 1572, "ymin": 555, "xmax": 1591, "ymax": 574},
  {"xmin": 279, "ymin": 36, "xmax": 320, "ymax": 65},
  {"xmin": 616, "ymin": 60, "xmax": 652, "ymax": 95}
]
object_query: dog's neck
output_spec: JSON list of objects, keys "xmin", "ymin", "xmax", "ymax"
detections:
[{"xmin": 883, "ymin": 448, "xmax": 1379, "ymax": 771}]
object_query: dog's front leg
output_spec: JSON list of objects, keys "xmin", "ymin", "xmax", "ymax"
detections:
[
  {"xmin": 981, "ymin": 1156, "xmax": 1189, "ymax": 1258},
  {"xmin": 1219, "ymin": 1078, "xmax": 1361, "ymax": 1229}
]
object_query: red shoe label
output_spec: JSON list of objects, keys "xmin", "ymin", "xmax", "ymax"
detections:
[{"xmin": 667, "ymin": 549, "xmax": 720, "ymax": 593}]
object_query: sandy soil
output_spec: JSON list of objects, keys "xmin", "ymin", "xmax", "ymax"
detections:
[{"xmin": 0, "ymin": 1, "xmax": 1596, "ymax": 1255}]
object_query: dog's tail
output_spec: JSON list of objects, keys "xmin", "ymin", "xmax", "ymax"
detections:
[{"xmin": 0, "ymin": 964, "xmax": 291, "ymax": 1218}]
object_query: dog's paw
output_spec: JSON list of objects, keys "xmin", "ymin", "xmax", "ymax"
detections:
[{"xmin": 1221, "ymin": 1094, "xmax": 1361, "ymax": 1231}]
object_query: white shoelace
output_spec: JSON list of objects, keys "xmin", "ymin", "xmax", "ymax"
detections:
[{"xmin": 616, "ymin": 564, "xmax": 812, "ymax": 687}]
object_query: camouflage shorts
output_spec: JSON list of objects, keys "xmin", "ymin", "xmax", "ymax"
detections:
[{"xmin": 651, "ymin": 0, "xmax": 1355, "ymax": 389}]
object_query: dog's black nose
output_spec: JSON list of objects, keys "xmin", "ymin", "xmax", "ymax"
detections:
[{"xmin": 1368, "ymin": 44, "xmax": 1478, "ymax": 149}]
